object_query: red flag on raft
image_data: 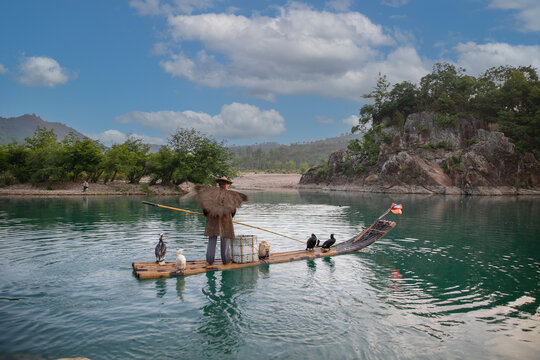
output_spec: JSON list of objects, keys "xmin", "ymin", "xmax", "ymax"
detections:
[{"xmin": 390, "ymin": 203, "xmax": 403, "ymax": 214}]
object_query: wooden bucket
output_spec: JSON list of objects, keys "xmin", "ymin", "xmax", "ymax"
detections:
[{"xmin": 231, "ymin": 235, "xmax": 258, "ymax": 264}]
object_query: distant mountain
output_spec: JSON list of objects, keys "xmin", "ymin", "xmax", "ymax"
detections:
[{"xmin": 0, "ymin": 114, "xmax": 87, "ymax": 145}]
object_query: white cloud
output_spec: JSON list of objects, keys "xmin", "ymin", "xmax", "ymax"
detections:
[
  {"xmin": 392, "ymin": 27, "xmax": 415, "ymax": 44},
  {"xmin": 130, "ymin": 0, "xmax": 213, "ymax": 15},
  {"xmin": 381, "ymin": 0, "xmax": 409, "ymax": 8},
  {"xmin": 326, "ymin": 0, "xmax": 352, "ymax": 12},
  {"xmin": 455, "ymin": 42, "xmax": 540, "ymax": 74},
  {"xmin": 159, "ymin": 4, "xmax": 430, "ymax": 101},
  {"xmin": 160, "ymin": 50, "xmax": 226, "ymax": 88},
  {"xmin": 152, "ymin": 42, "xmax": 171, "ymax": 56},
  {"xmin": 316, "ymin": 116, "xmax": 335, "ymax": 124},
  {"xmin": 342, "ymin": 115, "xmax": 358, "ymax": 126},
  {"xmin": 0, "ymin": 64, "xmax": 8, "ymax": 74},
  {"xmin": 115, "ymin": 102, "xmax": 286, "ymax": 140},
  {"xmin": 172, "ymin": 0, "xmax": 213, "ymax": 14},
  {"xmin": 88, "ymin": 130, "xmax": 129, "ymax": 145},
  {"xmin": 17, "ymin": 56, "xmax": 75, "ymax": 87},
  {"xmin": 130, "ymin": 0, "xmax": 163, "ymax": 15},
  {"xmin": 87, "ymin": 129, "xmax": 166, "ymax": 146},
  {"xmin": 489, "ymin": 0, "xmax": 540, "ymax": 32}
]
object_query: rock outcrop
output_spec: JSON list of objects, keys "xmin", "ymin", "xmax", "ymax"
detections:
[{"xmin": 300, "ymin": 112, "xmax": 540, "ymax": 195}]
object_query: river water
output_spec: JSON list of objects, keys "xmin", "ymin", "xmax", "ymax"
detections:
[{"xmin": 0, "ymin": 192, "xmax": 538, "ymax": 359}]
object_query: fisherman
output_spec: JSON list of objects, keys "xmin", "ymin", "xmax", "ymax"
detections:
[{"xmin": 195, "ymin": 177, "xmax": 248, "ymax": 266}]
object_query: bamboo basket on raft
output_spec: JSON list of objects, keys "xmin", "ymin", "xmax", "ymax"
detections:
[{"xmin": 133, "ymin": 202, "xmax": 400, "ymax": 280}]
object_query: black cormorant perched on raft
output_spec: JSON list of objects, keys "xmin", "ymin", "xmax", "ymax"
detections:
[
  {"xmin": 306, "ymin": 234, "xmax": 317, "ymax": 251},
  {"xmin": 155, "ymin": 233, "xmax": 167, "ymax": 265},
  {"xmin": 321, "ymin": 234, "xmax": 336, "ymax": 252}
]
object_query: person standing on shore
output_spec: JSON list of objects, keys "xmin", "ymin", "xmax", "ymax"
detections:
[
  {"xmin": 83, "ymin": 180, "xmax": 89, "ymax": 192},
  {"xmin": 195, "ymin": 177, "xmax": 248, "ymax": 266}
]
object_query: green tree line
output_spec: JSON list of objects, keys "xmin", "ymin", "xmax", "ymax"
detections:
[
  {"xmin": 0, "ymin": 127, "xmax": 235, "ymax": 187},
  {"xmin": 352, "ymin": 63, "xmax": 540, "ymax": 155},
  {"xmin": 231, "ymin": 134, "xmax": 362, "ymax": 173}
]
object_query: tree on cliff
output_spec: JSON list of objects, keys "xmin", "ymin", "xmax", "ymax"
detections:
[
  {"xmin": 475, "ymin": 66, "xmax": 540, "ymax": 153},
  {"xmin": 354, "ymin": 63, "xmax": 540, "ymax": 155}
]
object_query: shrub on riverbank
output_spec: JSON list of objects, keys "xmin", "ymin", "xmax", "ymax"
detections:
[{"xmin": 0, "ymin": 128, "xmax": 236, "ymax": 188}]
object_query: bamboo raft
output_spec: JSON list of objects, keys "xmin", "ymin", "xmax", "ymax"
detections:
[{"xmin": 132, "ymin": 218, "xmax": 396, "ymax": 280}]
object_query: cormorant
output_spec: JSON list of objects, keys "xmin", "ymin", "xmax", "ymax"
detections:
[
  {"xmin": 155, "ymin": 233, "xmax": 167, "ymax": 265},
  {"xmin": 306, "ymin": 234, "xmax": 317, "ymax": 251},
  {"xmin": 321, "ymin": 234, "xmax": 336, "ymax": 252},
  {"xmin": 176, "ymin": 249, "xmax": 186, "ymax": 271}
]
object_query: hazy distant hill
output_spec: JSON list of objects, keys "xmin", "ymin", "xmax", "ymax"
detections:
[
  {"xmin": 230, "ymin": 133, "xmax": 364, "ymax": 170},
  {"xmin": 228, "ymin": 142, "xmax": 281, "ymax": 153},
  {"xmin": 0, "ymin": 114, "xmax": 87, "ymax": 145}
]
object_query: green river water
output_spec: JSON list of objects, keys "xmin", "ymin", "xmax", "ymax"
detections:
[{"xmin": 0, "ymin": 192, "xmax": 538, "ymax": 359}]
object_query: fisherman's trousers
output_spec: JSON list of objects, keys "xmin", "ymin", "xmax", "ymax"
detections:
[{"xmin": 206, "ymin": 236, "xmax": 232, "ymax": 265}]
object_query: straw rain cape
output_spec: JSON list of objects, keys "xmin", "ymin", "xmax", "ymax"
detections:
[{"xmin": 194, "ymin": 185, "xmax": 249, "ymax": 239}]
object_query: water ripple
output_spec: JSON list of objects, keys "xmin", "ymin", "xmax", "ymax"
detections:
[{"xmin": 0, "ymin": 194, "xmax": 539, "ymax": 359}]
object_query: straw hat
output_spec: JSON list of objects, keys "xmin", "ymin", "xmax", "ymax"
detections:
[{"xmin": 215, "ymin": 176, "xmax": 233, "ymax": 184}]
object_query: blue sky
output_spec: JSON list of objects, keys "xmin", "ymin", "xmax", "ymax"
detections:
[{"xmin": 1, "ymin": 0, "xmax": 539, "ymax": 146}]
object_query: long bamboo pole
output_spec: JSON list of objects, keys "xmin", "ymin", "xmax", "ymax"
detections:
[{"xmin": 142, "ymin": 201, "xmax": 304, "ymax": 244}]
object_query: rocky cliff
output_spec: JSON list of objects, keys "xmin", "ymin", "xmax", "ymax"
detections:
[{"xmin": 300, "ymin": 112, "xmax": 540, "ymax": 195}]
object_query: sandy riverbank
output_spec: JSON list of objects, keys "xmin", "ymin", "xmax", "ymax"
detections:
[
  {"xmin": 2, "ymin": 173, "xmax": 538, "ymax": 196},
  {"xmin": 0, "ymin": 172, "xmax": 303, "ymax": 196},
  {"xmin": 230, "ymin": 172, "xmax": 302, "ymax": 191}
]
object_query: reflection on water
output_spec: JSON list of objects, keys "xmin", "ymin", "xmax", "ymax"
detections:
[
  {"xmin": 198, "ymin": 268, "xmax": 260, "ymax": 356},
  {"xmin": 176, "ymin": 276, "xmax": 186, "ymax": 301},
  {"xmin": 155, "ymin": 278, "xmax": 167, "ymax": 298},
  {"xmin": 0, "ymin": 193, "xmax": 538, "ymax": 359},
  {"xmin": 390, "ymin": 268, "xmax": 403, "ymax": 289},
  {"xmin": 322, "ymin": 256, "xmax": 335, "ymax": 268}
]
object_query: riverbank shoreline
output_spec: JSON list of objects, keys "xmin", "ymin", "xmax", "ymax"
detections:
[
  {"xmin": 1, "ymin": 172, "xmax": 538, "ymax": 196},
  {"xmin": 0, "ymin": 172, "xmax": 303, "ymax": 196},
  {"xmin": 297, "ymin": 183, "xmax": 540, "ymax": 196}
]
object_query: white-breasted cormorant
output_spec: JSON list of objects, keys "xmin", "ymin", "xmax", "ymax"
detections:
[{"xmin": 176, "ymin": 249, "xmax": 186, "ymax": 271}]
